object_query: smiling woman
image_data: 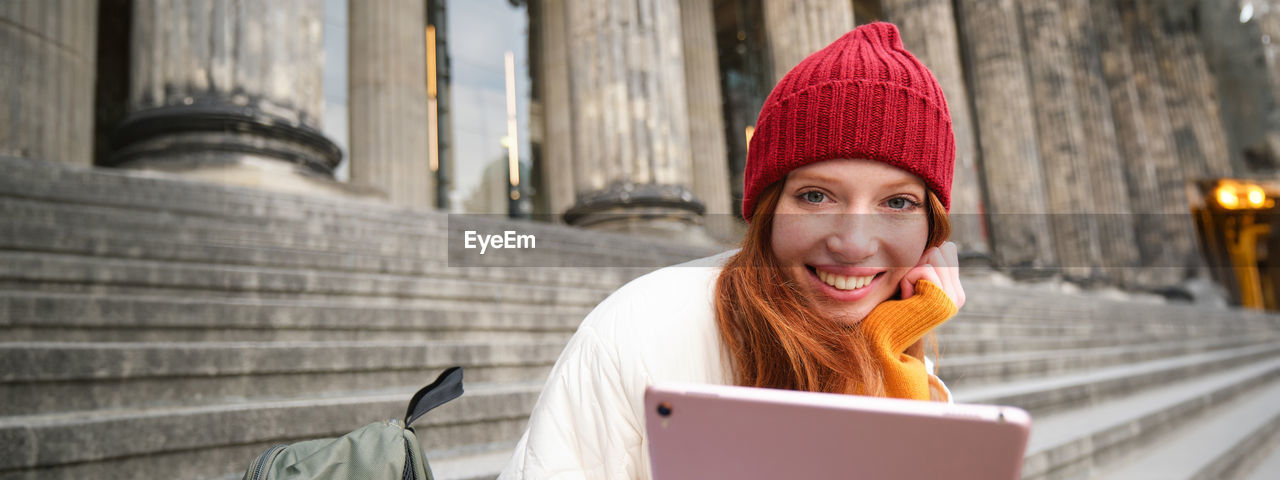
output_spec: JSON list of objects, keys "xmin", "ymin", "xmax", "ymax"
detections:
[
  {"xmin": 772, "ymin": 159, "xmax": 932, "ymax": 323},
  {"xmin": 502, "ymin": 22, "xmax": 963, "ymax": 479}
]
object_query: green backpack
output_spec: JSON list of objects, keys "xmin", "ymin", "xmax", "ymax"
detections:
[{"xmin": 242, "ymin": 367, "xmax": 465, "ymax": 480}]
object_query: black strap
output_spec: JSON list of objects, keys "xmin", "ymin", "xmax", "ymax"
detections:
[{"xmin": 405, "ymin": 367, "xmax": 465, "ymax": 427}]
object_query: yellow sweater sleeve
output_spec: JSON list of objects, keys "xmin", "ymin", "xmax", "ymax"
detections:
[{"xmin": 859, "ymin": 280, "xmax": 958, "ymax": 401}]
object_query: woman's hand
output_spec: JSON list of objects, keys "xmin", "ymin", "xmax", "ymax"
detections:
[{"xmin": 898, "ymin": 241, "xmax": 965, "ymax": 309}]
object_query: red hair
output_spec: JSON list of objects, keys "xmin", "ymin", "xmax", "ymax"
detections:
[{"xmin": 714, "ymin": 182, "xmax": 951, "ymax": 395}]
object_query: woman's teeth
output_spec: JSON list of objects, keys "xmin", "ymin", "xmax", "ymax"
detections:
[{"xmin": 816, "ymin": 270, "xmax": 875, "ymax": 290}]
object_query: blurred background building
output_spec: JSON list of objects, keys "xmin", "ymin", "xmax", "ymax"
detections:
[
  {"xmin": 5, "ymin": 1, "xmax": 1280, "ymax": 479},
  {"xmin": 14, "ymin": 0, "xmax": 1280, "ymax": 287}
]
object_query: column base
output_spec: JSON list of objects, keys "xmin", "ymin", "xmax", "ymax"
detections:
[
  {"xmin": 564, "ymin": 183, "xmax": 721, "ymax": 246},
  {"xmin": 113, "ymin": 155, "xmax": 385, "ymax": 201},
  {"xmin": 107, "ymin": 103, "xmax": 342, "ymax": 175}
]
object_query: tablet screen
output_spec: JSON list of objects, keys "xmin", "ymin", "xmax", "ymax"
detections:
[{"xmin": 645, "ymin": 383, "xmax": 1031, "ymax": 480}]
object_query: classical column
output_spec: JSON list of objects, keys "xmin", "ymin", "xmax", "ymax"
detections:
[
  {"xmin": 348, "ymin": 0, "xmax": 432, "ymax": 208},
  {"xmin": 1200, "ymin": 0, "xmax": 1278, "ymax": 172},
  {"xmin": 110, "ymin": 0, "xmax": 342, "ymax": 193},
  {"xmin": 1144, "ymin": 0, "xmax": 1233, "ymax": 178},
  {"xmin": 954, "ymin": 0, "xmax": 1057, "ymax": 273},
  {"xmin": 1244, "ymin": 0, "xmax": 1280, "ymax": 167},
  {"xmin": 561, "ymin": 0, "xmax": 707, "ymax": 241},
  {"xmin": 1094, "ymin": 0, "xmax": 1193, "ymax": 287},
  {"xmin": 1021, "ymin": 0, "xmax": 1105, "ymax": 281},
  {"xmin": 762, "ymin": 0, "xmax": 854, "ymax": 83},
  {"xmin": 679, "ymin": 0, "xmax": 736, "ymax": 242},
  {"xmin": 881, "ymin": 0, "xmax": 989, "ymax": 263},
  {"xmin": 0, "ymin": 0, "xmax": 98, "ymax": 165},
  {"xmin": 536, "ymin": 0, "xmax": 577, "ymax": 220},
  {"xmin": 1060, "ymin": 0, "xmax": 1141, "ymax": 283}
]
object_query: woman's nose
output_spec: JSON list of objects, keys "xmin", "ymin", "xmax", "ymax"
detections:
[{"xmin": 825, "ymin": 213, "xmax": 880, "ymax": 262}]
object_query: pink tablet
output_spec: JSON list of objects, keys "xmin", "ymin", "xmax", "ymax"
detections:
[{"xmin": 645, "ymin": 383, "xmax": 1031, "ymax": 480}]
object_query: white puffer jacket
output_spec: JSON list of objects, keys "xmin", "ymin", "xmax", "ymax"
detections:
[{"xmin": 498, "ymin": 251, "xmax": 950, "ymax": 479}]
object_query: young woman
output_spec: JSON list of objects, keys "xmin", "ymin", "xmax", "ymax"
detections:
[{"xmin": 501, "ymin": 22, "xmax": 964, "ymax": 479}]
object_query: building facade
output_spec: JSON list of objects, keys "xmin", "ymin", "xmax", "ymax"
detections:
[{"xmin": 6, "ymin": 0, "xmax": 1280, "ymax": 288}]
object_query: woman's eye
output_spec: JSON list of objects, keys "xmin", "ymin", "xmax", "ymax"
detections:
[
  {"xmin": 886, "ymin": 197, "xmax": 914, "ymax": 210},
  {"xmin": 802, "ymin": 191, "xmax": 826, "ymax": 203}
]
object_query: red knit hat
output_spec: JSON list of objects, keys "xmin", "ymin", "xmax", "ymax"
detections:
[{"xmin": 742, "ymin": 22, "xmax": 955, "ymax": 221}]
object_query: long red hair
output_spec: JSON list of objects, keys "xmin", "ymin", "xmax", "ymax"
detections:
[{"xmin": 714, "ymin": 182, "xmax": 951, "ymax": 395}]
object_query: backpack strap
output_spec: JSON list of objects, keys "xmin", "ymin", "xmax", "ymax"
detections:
[{"xmin": 405, "ymin": 367, "xmax": 465, "ymax": 427}]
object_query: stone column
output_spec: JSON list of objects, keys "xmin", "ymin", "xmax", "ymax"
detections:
[
  {"xmin": 1094, "ymin": 0, "xmax": 1193, "ymax": 287},
  {"xmin": 561, "ymin": 0, "xmax": 707, "ymax": 241},
  {"xmin": 881, "ymin": 0, "xmax": 989, "ymax": 263},
  {"xmin": 1145, "ymin": 0, "xmax": 1233, "ymax": 179},
  {"xmin": 348, "ymin": 0, "xmax": 433, "ymax": 208},
  {"xmin": 0, "ymin": 0, "xmax": 98, "ymax": 165},
  {"xmin": 536, "ymin": 0, "xmax": 577, "ymax": 220},
  {"xmin": 110, "ymin": 0, "xmax": 342, "ymax": 194},
  {"xmin": 679, "ymin": 0, "xmax": 736, "ymax": 242},
  {"xmin": 1248, "ymin": 0, "xmax": 1280, "ymax": 159},
  {"xmin": 1022, "ymin": 0, "xmax": 1105, "ymax": 281},
  {"xmin": 1200, "ymin": 0, "xmax": 1278, "ymax": 172},
  {"xmin": 1060, "ymin": 0, "xmax": 1142, "ymax": 283},
  {"xmin": 762, "ymin": 0, "xmax": 854, "ymax": 83},
  {"xmin": 954, "ymin": 0, "xmax": 1057, "ymax": 273}
]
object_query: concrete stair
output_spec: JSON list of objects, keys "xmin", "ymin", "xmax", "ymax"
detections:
[
  {"xmin": 0, "ymin": 157, "xmax": 714, "ymax": 480},
  {"xmin": 1091, "ymin": 377, "xmax": 1280, "ymax": 480},
  {"xmin": 1244, "ymin": 440, "xmax": 1280, "ymax": 480},
  {"xmin": 4, "ymin": 156, "xmax": 1280, "ymax": 479}
]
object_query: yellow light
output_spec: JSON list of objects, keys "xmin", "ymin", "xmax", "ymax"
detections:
[
  {"xmin": 1247, "ymin": 186, "xmax": 1266, "ymax": 208},
  {"xmin": 1217, "ymin": 184, "xmax": 1240, "ymax": 209},
  {"xmin": 745, "ymin": 126, "xmax": 755, "ymax": 147},
  {"xmin": 427, "ymin": 25, "xmax": 439, "ymax": 172},
  {"xmin": 426, "ymin": 26, "xmax": 437, "ymax": 98}
]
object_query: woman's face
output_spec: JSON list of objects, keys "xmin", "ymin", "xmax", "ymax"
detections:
[{"xmin": 770, "ymin": 158, "xmax": 931, "ymax": 325}]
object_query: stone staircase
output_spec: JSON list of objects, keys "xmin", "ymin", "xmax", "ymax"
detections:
[
  {"xmin": 945, "ymin": 286, "xmax": 1280, "ymax": 479},
  {"xmin": 3, "ymin": 156, "xmax": 1280, "ymax": 479},
  {"xmin": 0, "ymin": 156, "xmax": 709, "ymax": 480}
]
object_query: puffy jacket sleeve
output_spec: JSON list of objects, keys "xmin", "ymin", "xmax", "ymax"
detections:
[{"xmin": 499, "ymin": 325, "xmax": 646, "ymax": 480}]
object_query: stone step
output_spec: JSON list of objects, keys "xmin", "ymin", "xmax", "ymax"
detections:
[
  {"xmin": 0, "ymin": 291, "xmax": 588, "ymax": 342},
  {"xmin": 937, "ymin": 332, "xmax": 1253, "ymax": 356},
  {"xmin": 11, "ymin": 190, "xmax": 1200, "ymax": 308},
  {"xmin": 27, "ymin": 210, "xmax": 1220, "ymax": 311},
  {"xmin": 961, "ymin": 289, "xmax": 1276, "ymax": 326},
  {"xmin": 0, "ymin": 381, "xmax": 542, "ymax": 480},
  {"xmin": 0, "ymin": 219, "xmax": 657, "ymax": 290},
  {"xmin": 15, "ymin": 217, "xmax": 1250, "ymax": 332},
  {"xmin": 938, "ymin": 320, "xmax": 1165, "ymax": 338},
  {"xmin": 0, "ymin": 340, "xmax": 561, "ymax": 415},
  {"xmin": 939, "ymin": 314, "xmax": 1272, "ymax": 338},
  {"xmin": 954, "ymin": 342, "xmax": 1280, "ymax": 416},
  {"xmin": 1242, "ymin": 439, "xmax": 1280, "ymax": 480},
  {"xmin": 0, "ymin": 198, "xmax": 709, "ymax": 271},
  {"xmin": 427, "ymin": 442, "xmax": 516, "ymax": 480},
  {"xmin": 0, "ymin": 157, "xmax": 485, "ymax": 234},
  {"xmin": 0, "ymin": 159, "xmax": 714, "ymax": 263},
  {"xmin": 3, "ymin": 286, "xmax": 1243, "ymax": 346},
  {"xmin": 1090, "ymin": 377, "xmax": 1280, "ymax": 480},
  {"xmin": 1011, "ymin": 355, "xmax": 1280, "ymax": 480},
  {"xmin": 939, "ymin": 336, "xmax": 1275, "ymax": 387},
  {"xmin": 0, "ymin": 157, "xmax": 488, "ymax": 237},
  {"xmin": 941, "ymin": 314, "xmax": 1272, "ymax": 343},
  {"xmin": 954, "ymin": 299, "xmax": 1279, "ymax": 328},
  {"xmin": 0, "ymin": 251, "xmax": 613, "ymax": 308}
]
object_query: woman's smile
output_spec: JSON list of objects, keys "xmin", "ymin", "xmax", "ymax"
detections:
[{"xmin": 810, "ymin": 265, "xmax": 884, "ymax": 289}]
